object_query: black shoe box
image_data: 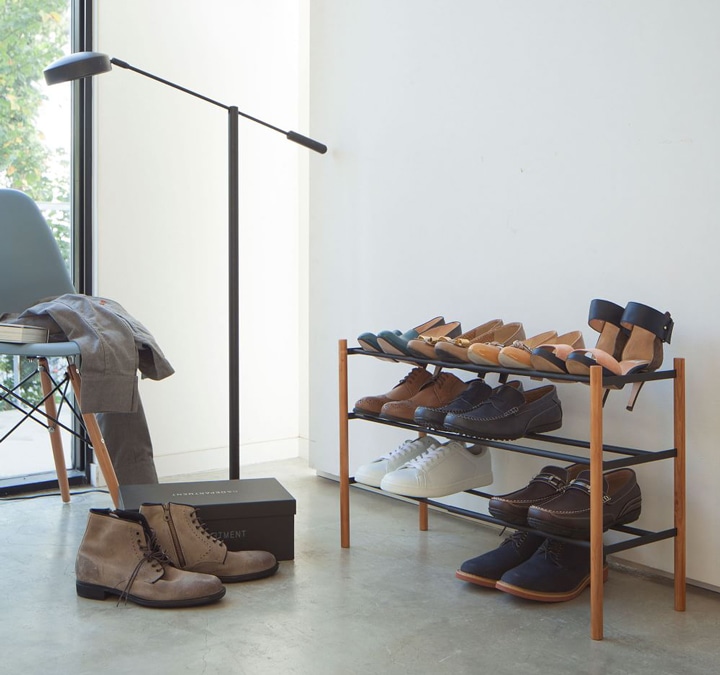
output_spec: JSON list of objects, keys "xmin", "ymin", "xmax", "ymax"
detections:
[{"xmin": 118, "ymin": 478, "xmax": 296, "ymax": 560}]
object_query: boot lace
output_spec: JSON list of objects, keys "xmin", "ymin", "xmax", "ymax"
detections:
[
  {"xmin": 118, "ymin": 526, "xmax": 173, "ymax": 606},
  {"xmin": 190, "ymin": 509, "xmax": 224, "ymax": 546}
]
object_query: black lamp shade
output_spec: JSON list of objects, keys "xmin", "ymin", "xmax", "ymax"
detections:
[{"xmin": 44, "ymin": 51, "xmax": 113, "ymax": 85}]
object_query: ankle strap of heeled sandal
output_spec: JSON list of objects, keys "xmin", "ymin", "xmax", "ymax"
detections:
[
  {"xmin": 621, "ymin": 301, "xmax": 674, "ymax": 343},
  {"xmin": 588, "ymin": 298, "xmax": 626, "ymax": 330}
]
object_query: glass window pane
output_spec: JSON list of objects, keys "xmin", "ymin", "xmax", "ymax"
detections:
[{"xmin": 1, "ymin": 0, "xmax": 73, "ymax": 480}]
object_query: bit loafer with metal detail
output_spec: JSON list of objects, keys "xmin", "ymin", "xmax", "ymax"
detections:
[
  {"xmin": 488, "ymin": 463, "xmax": 585, "ymax": 526},
  {"xmin": 526, "ymin": 468, "xmax": 642, "ymax": 539}
]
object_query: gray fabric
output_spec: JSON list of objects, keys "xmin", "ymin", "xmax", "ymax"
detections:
[
  {"xmin": 1, "ymin": 293, "xmax": 172, "ymax": 485},
  {"xmin": 2, "ymin": 293, "xmax": 174, "ymax": 413},
  {"xmin": 96, "ymin": 398, "xmax": 159, "ymax": 485}
]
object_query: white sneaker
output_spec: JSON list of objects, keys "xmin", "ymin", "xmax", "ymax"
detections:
[
  {"xmin": 354, "ymin": 436, "xmax": 440, "ymax": 488},
  {"xmin": 380, "ymin": 441, "xmax": 493, "ymax": 498}
]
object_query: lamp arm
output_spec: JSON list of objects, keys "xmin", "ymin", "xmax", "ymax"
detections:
[
  {"xmin": 111, "ymin": 58, "xmax": 327, "ymax": 154},
  {"xmin": 110, "ymin": 58, "xmax": 229, "ymax": 110}
]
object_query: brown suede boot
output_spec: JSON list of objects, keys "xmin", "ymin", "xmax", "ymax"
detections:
[
  {"xmin": 75, "ymin": 509, "xmax": 226, "ymax": 607},
  {"xmin": 139, "ymin": 502, "xmax": 279, "ymax": 582}
]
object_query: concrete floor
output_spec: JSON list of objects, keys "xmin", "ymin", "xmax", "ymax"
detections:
[{"xmin": 1, "ymin": 457, "xmax": 718, "ymax": 675}]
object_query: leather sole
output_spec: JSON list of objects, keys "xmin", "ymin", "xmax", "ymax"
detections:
[
  {"xmin": 495, "ymin": 564, "xmax": 609, "ymax": 602},
  {"xmin": 76, "ymin": 580, "xmax": 226, "ymax": 607}
]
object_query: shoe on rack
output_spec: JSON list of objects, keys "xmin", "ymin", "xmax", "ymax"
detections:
[
  {"xmin": 353, "ymin": 367, "xmax": 433, "ymax": 416},
  {"xmin": 564, "ymin": 299, "xmax": 629, "ymax": 376},
  {"xmin": 455, "ymin": 530, "xmax": 546, "ymax": 588},
  {"xmin": 414, "ymin": 379, "xmax": 524, "ymax": 431},
  {"xmin": 465, "ymin": 323, "xmax": 530, "ymax": 366},
  {"xmin": 495, "ymin": 538, "xmax": 608, "ymax": 602},
  {"xmin": 378, "ymin": 320, "xmax": 462, "ymax": 358},
  {"xmin": 411, "ymin": 319, "xmax": 503, "ymax": 360},
  {"xmin": 567, "ymin": 301, "xmax": 673, "ymax": 410},
  {"xmin": 529, "ymin": 330, "xmax": 586, "ymax": 375},
  {"xmin": 442, "ymin": 322, "xmax": 525, "ymax": 364},
  {"xmin": 526, "ymin": 468, "xmax": 642, "ymax": 539},
  {"xmin": 139, "ymin": 503, "xmax": 279, "ymax": 583},
  {"xmin": 357, "ymin": 329, "xmax": 401, "ymax": 353},
  {"xmin": 413, "ymin": 378, "xmax": 493, "ymax": 430},
  {"xmin": 443, "ymin": 383, "xmax": 562, "ymax": 441},
  {"xmin": 488, "ymin": 463, "xmax": 586, "ymax": 526},
  {"xmin": 75, "ymin": 508, "xmax": 226, "ymax": 607},
  {"xmin": 379, "ymin": 372, "xmax": 469, "ymax": 423},
  {"xmin": 359, "ymin": 316, "xmax": 445, "ymax": 354},
  {"xmin": 380, "ymin": 441, "xmax": 493, "ymax": 498},
  {"xmin": 496, "ymin": 330, "xmax": 559, "ymax": 369},
  {"xmin": 354, "ymin": 435, "xmax": 440, "ymax": 488}
]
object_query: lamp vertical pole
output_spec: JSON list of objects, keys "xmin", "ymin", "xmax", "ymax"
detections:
[{"xmin": 228, "ymin": 106, "xmax": 240, "ymax": 479}]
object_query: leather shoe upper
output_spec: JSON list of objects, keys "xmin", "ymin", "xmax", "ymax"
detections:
[
  {"xmin": 526, "ymin": 468, "xmax": 642, "ymax": 539},
  {"xmin": 488, "ymin": 463, "xmax": 585, "ymax": 526},
  {"xmin": 443, "ymin": 383, "xmax": 562, "ymax": 440},
  {"xmin": 379, "ymin": 372, "xmax": 468, "ymax": 422}
]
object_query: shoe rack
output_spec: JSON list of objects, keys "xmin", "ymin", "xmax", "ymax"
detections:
[{"xmin": 337, "ymin": 339, "xmax": 686, "ymax": 641}]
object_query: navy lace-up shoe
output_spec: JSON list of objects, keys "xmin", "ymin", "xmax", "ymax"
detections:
[
  {"xmin": 495, "ymin": 538, "xmax": 608, "ymax": 602},
  {"xmin": 455, "ymin": 530, "xmax": 545, "ymax": 588}
]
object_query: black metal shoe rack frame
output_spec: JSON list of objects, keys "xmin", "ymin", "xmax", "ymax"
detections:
[{"xmin": 337, "ymin": 339, "xmax": 686, "ymax": 641}]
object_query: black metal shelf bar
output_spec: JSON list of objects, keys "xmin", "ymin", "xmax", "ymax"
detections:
[
  {"xmin": 349, "ymin": 481, "xmax": 677, "ymax": 557},
  {"xmin": 347, "ymin": 347, "xmax": 676, "ymax": 388}
]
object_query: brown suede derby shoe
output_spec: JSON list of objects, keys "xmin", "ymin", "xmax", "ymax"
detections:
[
  {"xmin": 353, "ymin": 367, "xmax": 432, "ymax": 416},
  {"xmin": 443, "ymin": 383, "xmax": 562, "ymax": 440},
  {"xmin": 488, "ymin": 463, "xmax": 585, "ymax": 526},
  {"xmin": 379, "ymin": 372, "xmax": 468, "ymax": 423},
  {"xmin": 526, "ymin": 468, "xmax": 642, "ymax": 539}
]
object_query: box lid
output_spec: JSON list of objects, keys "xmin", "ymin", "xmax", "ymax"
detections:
[{"xmin": 119, "ymin": 478, "xmax": 296, "ymax": 518}]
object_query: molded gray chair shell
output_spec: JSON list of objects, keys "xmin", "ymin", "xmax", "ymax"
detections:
[{"xmin": 0, "ymin": 188, "xmax": 119, "ymax": 506}]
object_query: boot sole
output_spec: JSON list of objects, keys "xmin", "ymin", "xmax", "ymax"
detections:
[
  {"xmin": 217, "ymin": 561, "xmax": 280, "ymax": 583},
  {"xmin": 495, "ymin": 564, "xmax": 609, "ymax": 602},
  {"xmin": 76, "ymin": 581, "xmax": 226, "ymax": 607}
]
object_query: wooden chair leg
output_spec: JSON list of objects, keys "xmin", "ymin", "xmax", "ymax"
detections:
[
  {"xmin": 38, "ymin": 358, "xmax": 71, "ymax": 503},
  {"xmin": 66, "ymin": 363, "xmax": 120, "ymax": 508}
]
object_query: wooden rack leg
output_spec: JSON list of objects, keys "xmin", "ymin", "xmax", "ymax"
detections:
[
  {"xmin": 589, "ymin": 365, "xmax": 604, "ymax": 640},
  {"xmin": 38, "ymin": 358, "xmax": 71, "ymax": 503},
  {"xmin": 339, "ymin": 340, "xmax": 350, "ymax": 548},
  {"xmin": 67, "ymin": 364, "xmax": 120, "ymax": 508},
  {"xmin": 673, "ymin": 357, "xmax": 686, "ymax": 611},
  {"xmin": 419, "ymin": 502, "xmax": 428, "ymax": 531}
]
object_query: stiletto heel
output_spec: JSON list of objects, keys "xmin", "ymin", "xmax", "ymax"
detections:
[{"xmin": 625, "ymin": 381, "xmax": 644, "ymax": 412}]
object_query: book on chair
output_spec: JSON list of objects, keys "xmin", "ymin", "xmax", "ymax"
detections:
[{"xmin": 0, "ymin": 323, "xmax": 50, "ymax": 343}]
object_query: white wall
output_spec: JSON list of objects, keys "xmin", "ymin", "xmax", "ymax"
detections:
[
  {"xmin": 94, "ymin": 0, "xmax": 305, "ymax": 475},
  {"xmin": 308, "ymin": 1, "xmax": 720, "ymax": 589}
]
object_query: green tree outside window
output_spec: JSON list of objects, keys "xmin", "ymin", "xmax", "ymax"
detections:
[{"xmin": 1, "ymin": 0, "xmax": 69, "ymax": 412}]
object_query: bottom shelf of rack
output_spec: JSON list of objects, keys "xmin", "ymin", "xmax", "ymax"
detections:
[{"xmin": 348, "ymin": 479, "xmax": 677, "ymax": 554}]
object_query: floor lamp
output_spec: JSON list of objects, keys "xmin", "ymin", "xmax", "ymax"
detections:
[{"xmin": 44, "ymin": 51, "xmax": 327, "ymax": 480}]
